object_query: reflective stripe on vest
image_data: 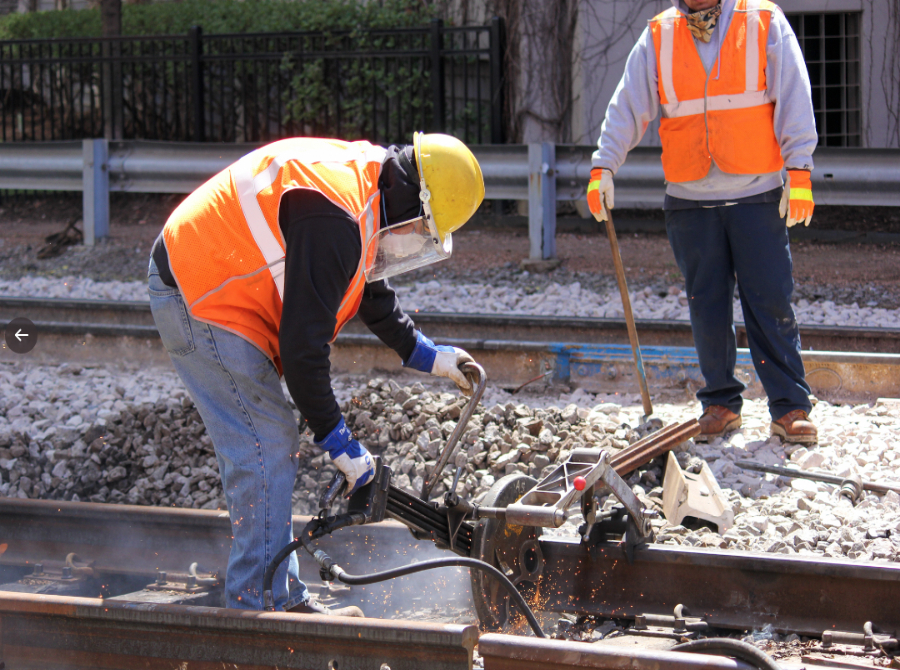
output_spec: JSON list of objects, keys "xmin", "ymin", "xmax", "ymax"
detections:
[
  {"xmin": 232, "ymin": 142, "xmax": 387, "ymax": 305},
  {"xmin": 341, "ymin": 188, "xmax": 379, "ymax": 328},
  {"xmin": 657, "ymin": 1, "xmax": 771, "ymax": 119}
]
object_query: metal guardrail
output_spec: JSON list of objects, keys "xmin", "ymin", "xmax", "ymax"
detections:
[{"xmin": 1, "ymin": 140, "xmax": 898, "ymax": 251}]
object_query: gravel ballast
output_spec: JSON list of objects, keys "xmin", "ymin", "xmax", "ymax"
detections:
[
  {"xmin": 1, "ymin": 360, "xmax": 897, "ymax": 564},
  {"xmin": 2, "ymin": 274, "xmax": 899, "ymax": 328}
]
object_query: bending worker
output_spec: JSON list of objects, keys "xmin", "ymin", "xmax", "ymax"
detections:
[
  {"xmin": 588, "ymin": 0, "xmax": 818, "ymax": 444},
  {"xmin": 148, "ymin": 133, "xmax": 484, "ymax": 613}
]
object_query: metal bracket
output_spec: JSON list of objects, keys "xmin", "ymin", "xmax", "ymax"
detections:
[
  {"xmin": 504, "ymin": 448, "xmax": 653, "ymax": 559},
  {"xmin": 822, "ymin": 622, "xmax": 898, "ymax": 651},
  {"xmin": 506, "ymin": 449, "xmax": 609, "ymax": 527},
  {"xmin": 629, "ymin": 605, "xmax": 708, "ymax": 639}
]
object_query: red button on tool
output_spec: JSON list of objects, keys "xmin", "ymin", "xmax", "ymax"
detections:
[{"xmin": 573, "ymin": 476, "xmax": 586, "ymax": 491}]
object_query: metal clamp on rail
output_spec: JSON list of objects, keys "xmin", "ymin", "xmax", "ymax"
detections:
[
  {"xmin": 629, "ymin": 604, "xmax": 709, "ymax": 639},
  {"xmin": 822, "ymin": 622, "xmax": 899, "ymax": 651}
]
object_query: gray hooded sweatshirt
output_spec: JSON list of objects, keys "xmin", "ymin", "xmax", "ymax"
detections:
[{"xmin": 592, "ymin": 0, "xmax": 817, "ymax": 204}]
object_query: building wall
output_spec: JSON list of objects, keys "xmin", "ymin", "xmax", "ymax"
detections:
[
  {"xmin": 14, "ymin": 0, "xmax": 92, "ymax": 12},
  {"xmin": 857, "ymin": 0, "xmax": 900, "ymax": 147},
  {"xmin": 575, "ymin": 0, "xmax": 900, "ymax": 149}
]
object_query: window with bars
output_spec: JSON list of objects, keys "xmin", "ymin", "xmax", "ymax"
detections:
[{"xmin": 786, "ymin": 12, "xmax": 861, "ymax": 147}]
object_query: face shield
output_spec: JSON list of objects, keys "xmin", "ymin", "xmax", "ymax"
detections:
[{"xmin": 364, "ymin": 188, "xmax": 452, "ymax": 283}]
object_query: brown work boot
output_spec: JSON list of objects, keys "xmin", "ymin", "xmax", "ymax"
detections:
[
  {"xmin": 289, "ymin": 599, "xmax": 365, "ymax": 617},
  {"xmin": 771, "ymin": 409, "xmax": 817, "ymax": 444},
  {"xmin": 695, "ymin": 405, "xmax": 742, "ymax": 442}
]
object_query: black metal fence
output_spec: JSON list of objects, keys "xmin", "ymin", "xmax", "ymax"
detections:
[{"xmin": 0, "ymin": 17, "xmax": 504, "ymax": 146}]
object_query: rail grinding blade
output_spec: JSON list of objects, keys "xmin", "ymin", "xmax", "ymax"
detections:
[{"xmin": 469, "ymin": 473, "xmax": 544, "ymax": 631}]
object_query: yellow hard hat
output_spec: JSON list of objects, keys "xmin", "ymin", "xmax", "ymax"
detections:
[{"xmin": 413, "ymin": 132, "xmax": 485, "ymax": 242}]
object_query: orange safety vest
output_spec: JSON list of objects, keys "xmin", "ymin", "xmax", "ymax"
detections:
[
  {"xmin": 162, "ymin": 138, "xmax": 386, "ymax": 373},
  {"xmin": 649, "ymin": 0, "xmax": 784, "ymax": 183}
]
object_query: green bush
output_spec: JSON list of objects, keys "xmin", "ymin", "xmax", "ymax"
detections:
[
  {"xmin": 0, "ymin": 0, "xmax": 435, "ymax": 40},
  {"xmin": 280, "ymin": 34, "xmax": 433, "ymax": 141}
]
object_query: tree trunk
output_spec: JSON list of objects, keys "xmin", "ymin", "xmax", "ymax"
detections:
[{"xmin": 101, "ymin": 0, "xmax": 122, "ymax": 38}]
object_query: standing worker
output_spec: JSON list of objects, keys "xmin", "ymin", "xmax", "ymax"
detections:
[
  {"xmin": 148, "ymin": 133, "xmax": 484, "ymax": 613},
  {"xmin": 588, "ymin": 0, "xmax": 818, "ymax": 444}
]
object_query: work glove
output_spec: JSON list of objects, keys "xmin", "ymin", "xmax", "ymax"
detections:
[
  {"xmin": 586, "ymin": 167, "xmax": 614, "ymax": 222},
  {"xmin": 779, "ymin": 169, "xmax": 814, "ymax": 227},
  {"xmin": 403, "ymin": 331, "xmax": 476, "ymax": 396},
  {"xmin": 315, "ymin": 417, "xmax": 375, "ymax": 496}
]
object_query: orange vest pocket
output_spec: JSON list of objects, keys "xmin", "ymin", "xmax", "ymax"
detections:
[
  {"xmin": 708, "ymin": 104, "xmax": 784, "ymax": 175},
  {"xmin": 660, "ymin": 115, "xmax": 712, "ymax": 183}
]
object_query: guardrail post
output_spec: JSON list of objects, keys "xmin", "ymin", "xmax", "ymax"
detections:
[
  {"xmin": 83, "ymin": 139, "xmax": 110, "ymax": 247},
  {"xmin": 430, "ymin": 19, "xmax": 445, "ymax": 133},
  {"xmin": 528, "ymin": 142, "xmax": 556, "ymax": 261},
  {"xmin": 189, "ymin": 26, "xmax": 205, "ymax": 142}
]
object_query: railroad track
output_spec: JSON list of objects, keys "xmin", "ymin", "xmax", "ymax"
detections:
[
  {"xmin": 0, "ymin": 498, "xmax": 897, "ymax": 669},
  {"xmin": 2, "ymin": 296, "xmax": 900, "ymax": 398}
]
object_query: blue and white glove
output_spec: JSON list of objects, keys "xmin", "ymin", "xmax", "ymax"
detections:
[
  {"xmin": 315, "ymin": 417, "xmax": 375, "ymax": 496},
  {"xmin": 403, "ymin": 331, "xmax": 476, "ymax": 396}
]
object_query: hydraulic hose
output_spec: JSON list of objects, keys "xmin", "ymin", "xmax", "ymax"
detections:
[
  {"xmin": 263, "ymin": 522, "xmax": 546, "ymax": 638},
  {"xmin": 263, "ymin": 515, "xmax": 362, "ymax": 610},
  {"xmin": 327, "ymin": 556, "xmax": 546, "ymax": 638},
  {"xmin": 263, "ymin": 537, "xmax": 308, "ymax": 610},
  {"xmin": 672, "ymin": 638, "xmax": 782, "ymax": 670}
]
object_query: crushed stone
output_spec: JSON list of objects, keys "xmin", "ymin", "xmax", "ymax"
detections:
[
  {"xmin": 2, "ymin": 273, "xmax": 899, "ymax": 328},
  {"xmin": 1, "ymin": 361, "xmax": 897, "ymax": 565}
]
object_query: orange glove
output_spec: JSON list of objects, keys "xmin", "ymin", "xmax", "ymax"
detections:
[
  {"xmin": 586, "ymin": 167, "xmax": 614, "ymax": 222},
  {"xmin": 779, "ymin": 169, "xmax": 814, "ymax": 227}
]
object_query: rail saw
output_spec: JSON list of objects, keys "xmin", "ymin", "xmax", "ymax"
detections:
[{"xmin": 311, "ymin": 363, "xmax": 657, "ymax": 630}]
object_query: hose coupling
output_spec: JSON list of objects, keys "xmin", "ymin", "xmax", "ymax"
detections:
[
  {"xmin": 263, "ymin": 589, "xmax": 275, "ymax": 611},
  {"xmin": 313, "ymin": 549, "xmax": 345, "ymax": 581}
]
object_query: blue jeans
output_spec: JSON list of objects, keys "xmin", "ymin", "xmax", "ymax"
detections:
[
  {"xmin": 148, "ymin": 257, "xmax": 308, "ymax": 611},
  {"xmin": 665, "ymin": 201, "xmax": 811, "ymax": 421}
]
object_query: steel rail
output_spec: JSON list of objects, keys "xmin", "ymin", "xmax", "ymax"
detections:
[
  {"xmin": 3, "ymin": 296, "xmax": 899, "ymax": 353},
  {"xmin": 610, "ymin": 419, "xmax": 702, "ymax": 475},
  {"xmin": 537, "ymin": 540, "xmax": 900, "ymax": 637},
  {"xmin": 0, "ymin": 592, "xmax": 478, "ymax": 670},
  {"xmin": 0, "ymin": 498, "xmax": 435, "ymax": 580},
  {"xmin": 0, "ymin": 499, "xmax": 898, "ymax": 639},
  {"xmin": 2, "ymin": 324, "xmax": 899, "ymax": 400},
  {"xmin": 478, "ymin": 634, "xmax": 757, "ymax": 670}
]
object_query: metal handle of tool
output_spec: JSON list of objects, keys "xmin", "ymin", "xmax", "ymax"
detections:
[
  {"xmin": 319, "ymin": 472, "xmax": 348, "ymax": 510},
  {"xmin": 420, "ymin": 361, "xmax": 487, "ymax": 501},
  {"xmin": 602, "ymin": 197, "xmax": 653, "ymax": 418}
]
